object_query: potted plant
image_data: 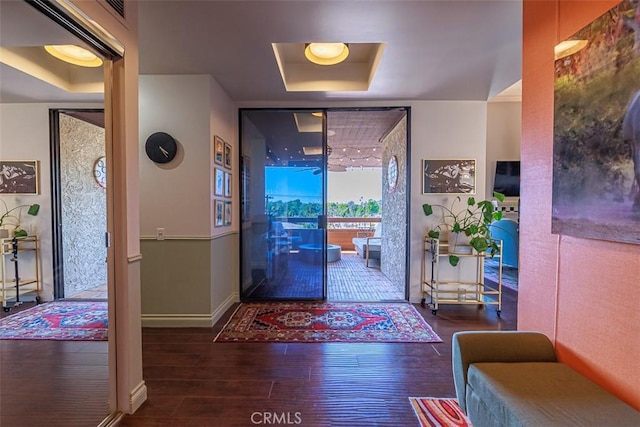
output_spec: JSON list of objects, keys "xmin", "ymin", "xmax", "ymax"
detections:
[
  {"xmin": 422, "ymin": 192, "xmax": 505, "ymax": 266},
  {"xmin": 0, "ymin": 200, "xmax": 40, "ymax": 238}
]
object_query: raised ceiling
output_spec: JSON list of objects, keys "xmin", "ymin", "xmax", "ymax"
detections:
[
  {"xmin": 1, "ymin": 1, "xmax": 522, "ymax": 104},
  {"xmin": 139, "ymin": 0, "xmax": 522, "ymax": 102}
]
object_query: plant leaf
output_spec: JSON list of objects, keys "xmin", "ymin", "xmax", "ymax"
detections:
[
  {"xmin": 470, "ymin": 237, "xmax": 489, "ymax": 253},
  {"xmin": 13, "ymin": 229, "xmax": 28, "ymax": 237},
  {"xmin": 27, "ymin": 204, "xmax": 40, "ymax": 216},
  {"xmin": 493, "ymin": 191, "xmax": 505, "ymax": 202},
  {"xmin": 449, "ymin": 255, "xmax": 460, "ymax": 266},
  {"xmin": 422, "ymin": 204, "xmax": 434, "ymax": 216},
  {"xmin": 467, "ymin": 197, "xmax": 475, "ymax": 206},
  {"xmin": 427, "ymin": 229, "xmax": 439, "ymax": 239}
]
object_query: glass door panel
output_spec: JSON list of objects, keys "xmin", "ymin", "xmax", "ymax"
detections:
[{"xmin": 240, "ymin": 110, "xmax": 326, "ymax": 300}]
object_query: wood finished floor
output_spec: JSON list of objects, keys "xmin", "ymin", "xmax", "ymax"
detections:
[
  {"xmin": 119, "ymin": 289, "xmax": 517, "ymax": 426},
  {"xmin": 247, "ymin": 252, "xmax": 404, "ymax": 301}
]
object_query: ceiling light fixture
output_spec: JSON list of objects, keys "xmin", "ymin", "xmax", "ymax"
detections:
[
  {"xmin": 44, "ymin": 44, "xmax": 103, "ymax": 67},
  {"xmin": 554, "ymin": 40, "xmax": 588, "ymax": 60},
  {"xmin": 304, "ymin": 42, "xmax": 349, "ymax": 66},
  {"xmin": 311, "ymin": 112, "xmax": 323, "ymax": 118}
]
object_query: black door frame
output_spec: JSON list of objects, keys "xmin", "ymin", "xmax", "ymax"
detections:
[
  {"xmin": 49, "ymin": 108, "xmax": 105, "ymax": 299},
  {"xmin": 238, "ymin": 106, "xmax": 411, "ymax": 302}
]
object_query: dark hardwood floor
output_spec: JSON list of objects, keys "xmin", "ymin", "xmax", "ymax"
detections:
[
  {"xmin": 0, "ymin": 301, "xmax": 110, "ymax": 427},
  {"xmin": 119, "ymin": 288, "xmax": 517, "ymax": 426}
]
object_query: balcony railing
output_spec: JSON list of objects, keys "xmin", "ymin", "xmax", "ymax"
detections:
[{"xmin": 272, "ymin": 217, "xmax": 381, "ymax": 251}]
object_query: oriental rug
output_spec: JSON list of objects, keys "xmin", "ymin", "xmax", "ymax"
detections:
[
  {"xmin": 214, "ymin": 302, "xmax": 442, "ymax": 343},
  {"xmin": 0, "ymin": 301, "xmax": 108, "ymax": 341},
  {"xmin": 409, "ymin": 397, "xmax": 471, "ymax": 427}
]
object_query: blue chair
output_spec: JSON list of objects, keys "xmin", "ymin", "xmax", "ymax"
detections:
[{"xmin": 489, "ymin": 219, "xmax": 519, "ymax": 268}]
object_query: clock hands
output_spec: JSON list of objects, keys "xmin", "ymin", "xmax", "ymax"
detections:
[{"xmin": 159, "ymin": 146, "xmax": 169, "ymax": 158}]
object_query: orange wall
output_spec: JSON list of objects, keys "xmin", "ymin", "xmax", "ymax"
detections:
[{"xmin": 521, "ymin": 0, "xmax": 640, "ymax": 409}]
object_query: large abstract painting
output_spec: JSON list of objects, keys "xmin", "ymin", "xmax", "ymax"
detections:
[{"xmin": 553, "ymin": 1, "xmax": 640, "ymax": 244}]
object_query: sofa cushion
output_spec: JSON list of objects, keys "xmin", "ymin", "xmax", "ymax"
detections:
[{"xmin": 467, "ymin": 362, "xmax": 640, "ymax": 427}]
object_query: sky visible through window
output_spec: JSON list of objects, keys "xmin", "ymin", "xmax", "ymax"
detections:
[{"xmin": 265, "ymin": 167, "xmax": 382, "ymax": 204}]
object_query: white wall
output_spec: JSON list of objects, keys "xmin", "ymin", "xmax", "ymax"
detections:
[
  {"xmin": 409, "ymin": 101, "xmax": 488, "ymax": 302},
  {"xmin": 139, "ymin": 75, "xmax": 236, "ymax": 238},
  {"xmin": 486, "ymin": 101, "xmax": 522, "ymax": 199},
  {"xmin": 0, "ymin": 102, "xmax": 102, "ymax": 300},
  {"xmin": 139, "ymin": 75, "xmax": 213, "ymax": 238},
  {"xmin": 238, "ymin": 99, "xmax": 489, "ymax": 303}
]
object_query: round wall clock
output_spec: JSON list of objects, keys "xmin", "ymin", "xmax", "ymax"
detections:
[
  {"xmin": 388, "ymin": 155, "xmax": 399, "ymax": 192},
  {"xmin": 93, "ymin": 156, "xmax": 107, "ymax": 189},
  {"xmin": 145, "ymin": 132, "xmax": 177, "ymax": 163}
]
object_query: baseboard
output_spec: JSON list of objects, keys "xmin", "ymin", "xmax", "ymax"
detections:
[
  {"xmin": 141, "ymin": 292, "xmax": 238, "ymax": 327},
  {"xmin": 141, "ymin": 313, "xmax": 216, "ymax": 327},
  {"xmin": 130, "ymin": 380, "xmax": 147, "ymax": 413},
  {"xmin": 211, "ymin": 292, "xmax": 239, "ymax": 325}
]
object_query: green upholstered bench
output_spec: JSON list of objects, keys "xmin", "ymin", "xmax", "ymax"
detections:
[{"xmin": 452, "ymin": 331, "xmax": 640, "ymax": 427}]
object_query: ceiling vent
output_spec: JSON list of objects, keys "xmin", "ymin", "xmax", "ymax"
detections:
[{"xmin": 105, "ymin": 0, "xmax": 124, "ymax": 17}]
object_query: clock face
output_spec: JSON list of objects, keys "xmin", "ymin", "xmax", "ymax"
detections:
[
  {"xmin": 145, "ymin": 132, "xmax": 177, "ymax": 163},
  {"xmin": 93, "ymin": 156, "xmax": 107, "ymax": 188},
  {"xmin": 388, "ymin": 155, "xmax": 398, "ymax": 191}
]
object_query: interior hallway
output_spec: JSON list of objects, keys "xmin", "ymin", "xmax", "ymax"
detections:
[{"xmin": 118, "ymin": 289, "xmax": 517, "ymax": 426}]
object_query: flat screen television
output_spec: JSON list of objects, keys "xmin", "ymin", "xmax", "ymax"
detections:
[{"xmin": 493, "ymin": 161, "xmax": 520, "ymax": 197}]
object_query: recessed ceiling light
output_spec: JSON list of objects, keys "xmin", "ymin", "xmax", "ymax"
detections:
[
  {"xmin": 554, "ymin": 40, "xmax": 588, "ymax": 60},
  {"xmin": 304, "ymin": 43, "xmax": 349, "ymax": 66},
  {"xmin": 44, "ymin": 45, "xmax": 103, "ymax": 67}
]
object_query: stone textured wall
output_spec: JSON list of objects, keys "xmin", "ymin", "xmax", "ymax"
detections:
[
  {"xmin": 381, "ymin": 116, "xmax": 407, "ymax": 294},
  {"xmin": 60, "ymin": 113, "xmax": 107, "ymax": 297}
]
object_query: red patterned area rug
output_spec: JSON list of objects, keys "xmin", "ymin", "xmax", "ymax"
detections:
[
  {"xmin": 214, "ymin": 302, "xmax": 442, "ymax": 343},
  {"xmin": 409, "ymin": 397, "xmax": 471, "ymax": 427},
  {"xmin": 0, "ymin": 301, "xmax": 108, "ymax": 341}
]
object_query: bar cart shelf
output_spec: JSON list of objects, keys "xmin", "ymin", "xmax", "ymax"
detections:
[
  {"xmin": 1, "ymin": 236, "xmax": 42, "ymax": 312},
  {"xmin": 421, "ymin": 236, "xmax": 502, "ymax": 316}
]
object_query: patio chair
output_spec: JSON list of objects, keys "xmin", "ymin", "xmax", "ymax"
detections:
[{"xmin": 352, "ymin": 223, "xmax": 382, "ymax": 267}]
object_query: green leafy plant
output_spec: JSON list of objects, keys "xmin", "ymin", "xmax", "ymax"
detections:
[
  {"xmin": 422, "ymin": 192, "xmax": 505, "ymax": 266},
  {"xmin": 0, "ymin": 200, "xmax": 40, "ymax": 237}
]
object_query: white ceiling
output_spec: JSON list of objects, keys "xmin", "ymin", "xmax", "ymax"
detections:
[
  {"xmin": 1, "ymin": 1, "xmax": 522, "ymax": 103},
  {"xmin": 139, "ymin": 0, "xmax": 523, "ymax": 102}
]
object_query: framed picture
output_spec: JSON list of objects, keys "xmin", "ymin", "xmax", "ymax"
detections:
[
  {"xmin": 552, "ymin": 0, "xmax": 640, "ymax": 245},
  {"xmin": 214, "ymin": 199, "xmax": 224, "ymax": 227},
  {"xmin": 224, "ymin": 201, "xmax": 232, "ymax": 226},
  {"xmin": 224, "ymin": 142, "xmax": 232, "ymax": 169},
  {"xmin": 422, "ymin": 159, "xmax": 475, "ymax": 194},
  {"xmin": 214, "ymin": 136, "xmax": 224, "ymax": 166},
  {"xmin": 214, "ymin": 168, "xmax": 224, "ymax": 196},
  {"xmin": 224, "ymin": 172, "xmax": 231, "ymax": 198},
  {"xmin": 0, "ymin": 160, "xmax": 39, "ymax": 194}
]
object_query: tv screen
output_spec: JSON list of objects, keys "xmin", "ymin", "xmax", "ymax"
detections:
[{"xmin": 493, "ymin": 161, "xmax": 520, "ymax": 197}]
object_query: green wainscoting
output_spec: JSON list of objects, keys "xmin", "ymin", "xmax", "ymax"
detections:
[{"xmin": 140, "ymin": 233, "xmax": 239, "ymax": 327}]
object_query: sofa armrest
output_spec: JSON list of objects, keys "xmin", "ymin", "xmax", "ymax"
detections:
[{"xmin": 452, "ymin": 331, "xmax": 557, "ymax": 413}]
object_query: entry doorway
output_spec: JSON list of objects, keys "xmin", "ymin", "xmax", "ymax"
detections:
[
  {"xmin": 325, "ymin": 109, "xmax": 408, "ymax": 302},
  {"xmin": 50, "ymin": 110, "xmax": 107, "ymax": 300},
  {"xmin": 239, "ymin": 108, "xmax": 410, "ymax": 302}
]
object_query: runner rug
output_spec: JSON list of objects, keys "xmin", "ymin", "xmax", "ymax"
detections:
[
  {"xmin": 214, "ymin": 302, "xmax": 442, "ymax": 343},
  {"xmin": 409, "ymin": 397, "xmax": 471, "ymax": 427},
  {"xmin": 0, "ymin": 301, "xmax": 108, "ymax": 341}
]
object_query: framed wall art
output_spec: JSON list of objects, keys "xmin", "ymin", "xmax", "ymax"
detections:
[
  {"xmin": 214, "ymin": 168, "xmax": 224, "ymax": 196},
  {"xmin": 224, "ymin": 172, "xmax": 231, "ymax": 198},
  {"xmin": 0, "ymin": 160, "xmax": 39, "ymax": 194},
  {"xmin": 422, "ymin": 159, "xmax": 475, "ymax": 194},
  {"xmin": 214, "ymin": 135, "xmax": 224, "ymax": 166},
  {"xmin": 224, "ymin": 142, "xmax": 232, "ymax": 169},
  {"xmin": 552, "ymin": 0, "xmax": 640, "ymax": 245},
  {"xmin": 214, "ymin": 199, "xmax": 224, "ymax": 227},
  {"xmin": 224, "ymin": 201, "xmax": 232, "ymax": 226}
]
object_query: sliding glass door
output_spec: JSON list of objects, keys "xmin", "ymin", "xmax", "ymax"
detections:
[{"xmin": 239, "ymin": 109, "xmax": 326, "ymax": 300}]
